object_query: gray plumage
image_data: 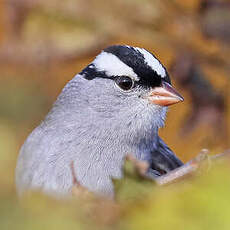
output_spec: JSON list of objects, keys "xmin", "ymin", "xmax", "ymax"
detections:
[{"xmin": 16, "ymin": 45, "xmax": 183, "ymax": 198}]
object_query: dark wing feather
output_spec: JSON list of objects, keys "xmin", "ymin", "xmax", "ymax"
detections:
[{"xmin": 149, "ymin": 136, "xmax": 183, "ymax": 177}]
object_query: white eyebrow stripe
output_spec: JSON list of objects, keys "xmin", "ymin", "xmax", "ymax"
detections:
[
  {"xmin": 93, "ymin": 51, "xmax": 139, "ymax": 81},
  {"xmin": 135, "ymin": 47, "xmax": 166, "ymax": 78}
]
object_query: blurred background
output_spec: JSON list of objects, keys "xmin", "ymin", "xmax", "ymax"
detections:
[{"xmin": 0, "ymin": 0, "xmax": 230, "ymax": 229}]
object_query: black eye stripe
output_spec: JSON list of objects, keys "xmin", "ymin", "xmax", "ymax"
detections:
[
  {"xmin": 80, "ymin": 64, "xmax": 106, "ymax": 80},
  {"xmin": 81, "ymin": 64, "xmax": 170, "ymax": 89}
]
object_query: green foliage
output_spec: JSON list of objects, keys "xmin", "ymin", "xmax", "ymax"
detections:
[
  {"xmin": 122, "ymin": 163, "xmax": 230, "ymax": 230},
  {"xmin": 113, "ymin": 156, "xmax": 155, "ymax": 203},
  {"xmin": 0, "ymin": 79, "xmax": 49, "ymax": 123}
]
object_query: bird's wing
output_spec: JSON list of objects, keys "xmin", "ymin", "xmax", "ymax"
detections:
[{"xmin": 149, "ymin": 136, "xmax": 183, "ymax": 176}]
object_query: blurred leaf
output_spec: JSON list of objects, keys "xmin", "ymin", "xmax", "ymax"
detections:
[
  {"xmin": 113, "ymin": 156, "xmax": 156, "ymax": 202},
  {"xmin": 122, "ymin": 162, "xmax": 230, "ymax": 230},
  {"xmin": 0, "ymin": 78, "xmax": 49, "ymax": 123}
]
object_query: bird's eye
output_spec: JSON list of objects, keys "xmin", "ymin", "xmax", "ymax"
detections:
[{"xmin": 115, "ymin": 76, "xmax": 134, "ymax": 91}]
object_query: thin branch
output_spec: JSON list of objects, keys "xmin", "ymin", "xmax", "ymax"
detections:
[
  {"xmin": 70, "ymin": 161, "xmax": 81, "ymax": 186},
  {"xmin": 70, "ymin": 161, "xmax": 93, "ymax": 198},
  {"xmin": 155, "ymin": 149, "xmax": 230, "ymax": 186}
]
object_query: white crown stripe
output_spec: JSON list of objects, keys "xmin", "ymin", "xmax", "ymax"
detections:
[
  {"xmin": 93, "ymin": 52, "xmax": 139, "ymax": 81},
  {"xmin": 134, "ymin": 47, "xmax": 166, "ymax": 78}
]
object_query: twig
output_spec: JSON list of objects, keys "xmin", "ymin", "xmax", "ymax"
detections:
[
  {"xmin": 70, "ymin": 150, "xmax": 230, "ymax": 196},
  {"xmin": 70, "ymin": 161, "xmax": 81, "ymax": 186},
  {"xmin": 70, "ymin": 161, "xmax": 93, "ymax": 197},
  {"xmin": 155, "ymin": 149, "xmax": 230, "ymax": 186}
]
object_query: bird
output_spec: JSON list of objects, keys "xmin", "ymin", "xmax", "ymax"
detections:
[{"xmin": 16, "ymin": 45, "xmax": 184, "ymax": 198}]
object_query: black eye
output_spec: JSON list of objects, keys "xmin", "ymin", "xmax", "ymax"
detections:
[{"xmin": 115, "ymin": 76, "xmax": 134, "ymax": 91}]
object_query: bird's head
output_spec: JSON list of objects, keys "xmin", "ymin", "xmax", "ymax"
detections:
[{"xmin": 59, "ymin": 45, "xmax": 183, "ymax": 132}]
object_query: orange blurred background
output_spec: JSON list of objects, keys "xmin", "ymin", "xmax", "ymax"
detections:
[{"xmin": 0, "ymin": 0, "xmax": 229, "ymax": 192}]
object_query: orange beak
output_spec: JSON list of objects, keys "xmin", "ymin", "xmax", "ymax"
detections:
[{"xmin": 147, "ymin": 81, "xmax": 184, "ymax": 106}]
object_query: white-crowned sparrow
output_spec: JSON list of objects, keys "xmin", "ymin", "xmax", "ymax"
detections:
[{"xmin": 16, "ymin": 45, "xmax": 184, "ymax": 198}]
